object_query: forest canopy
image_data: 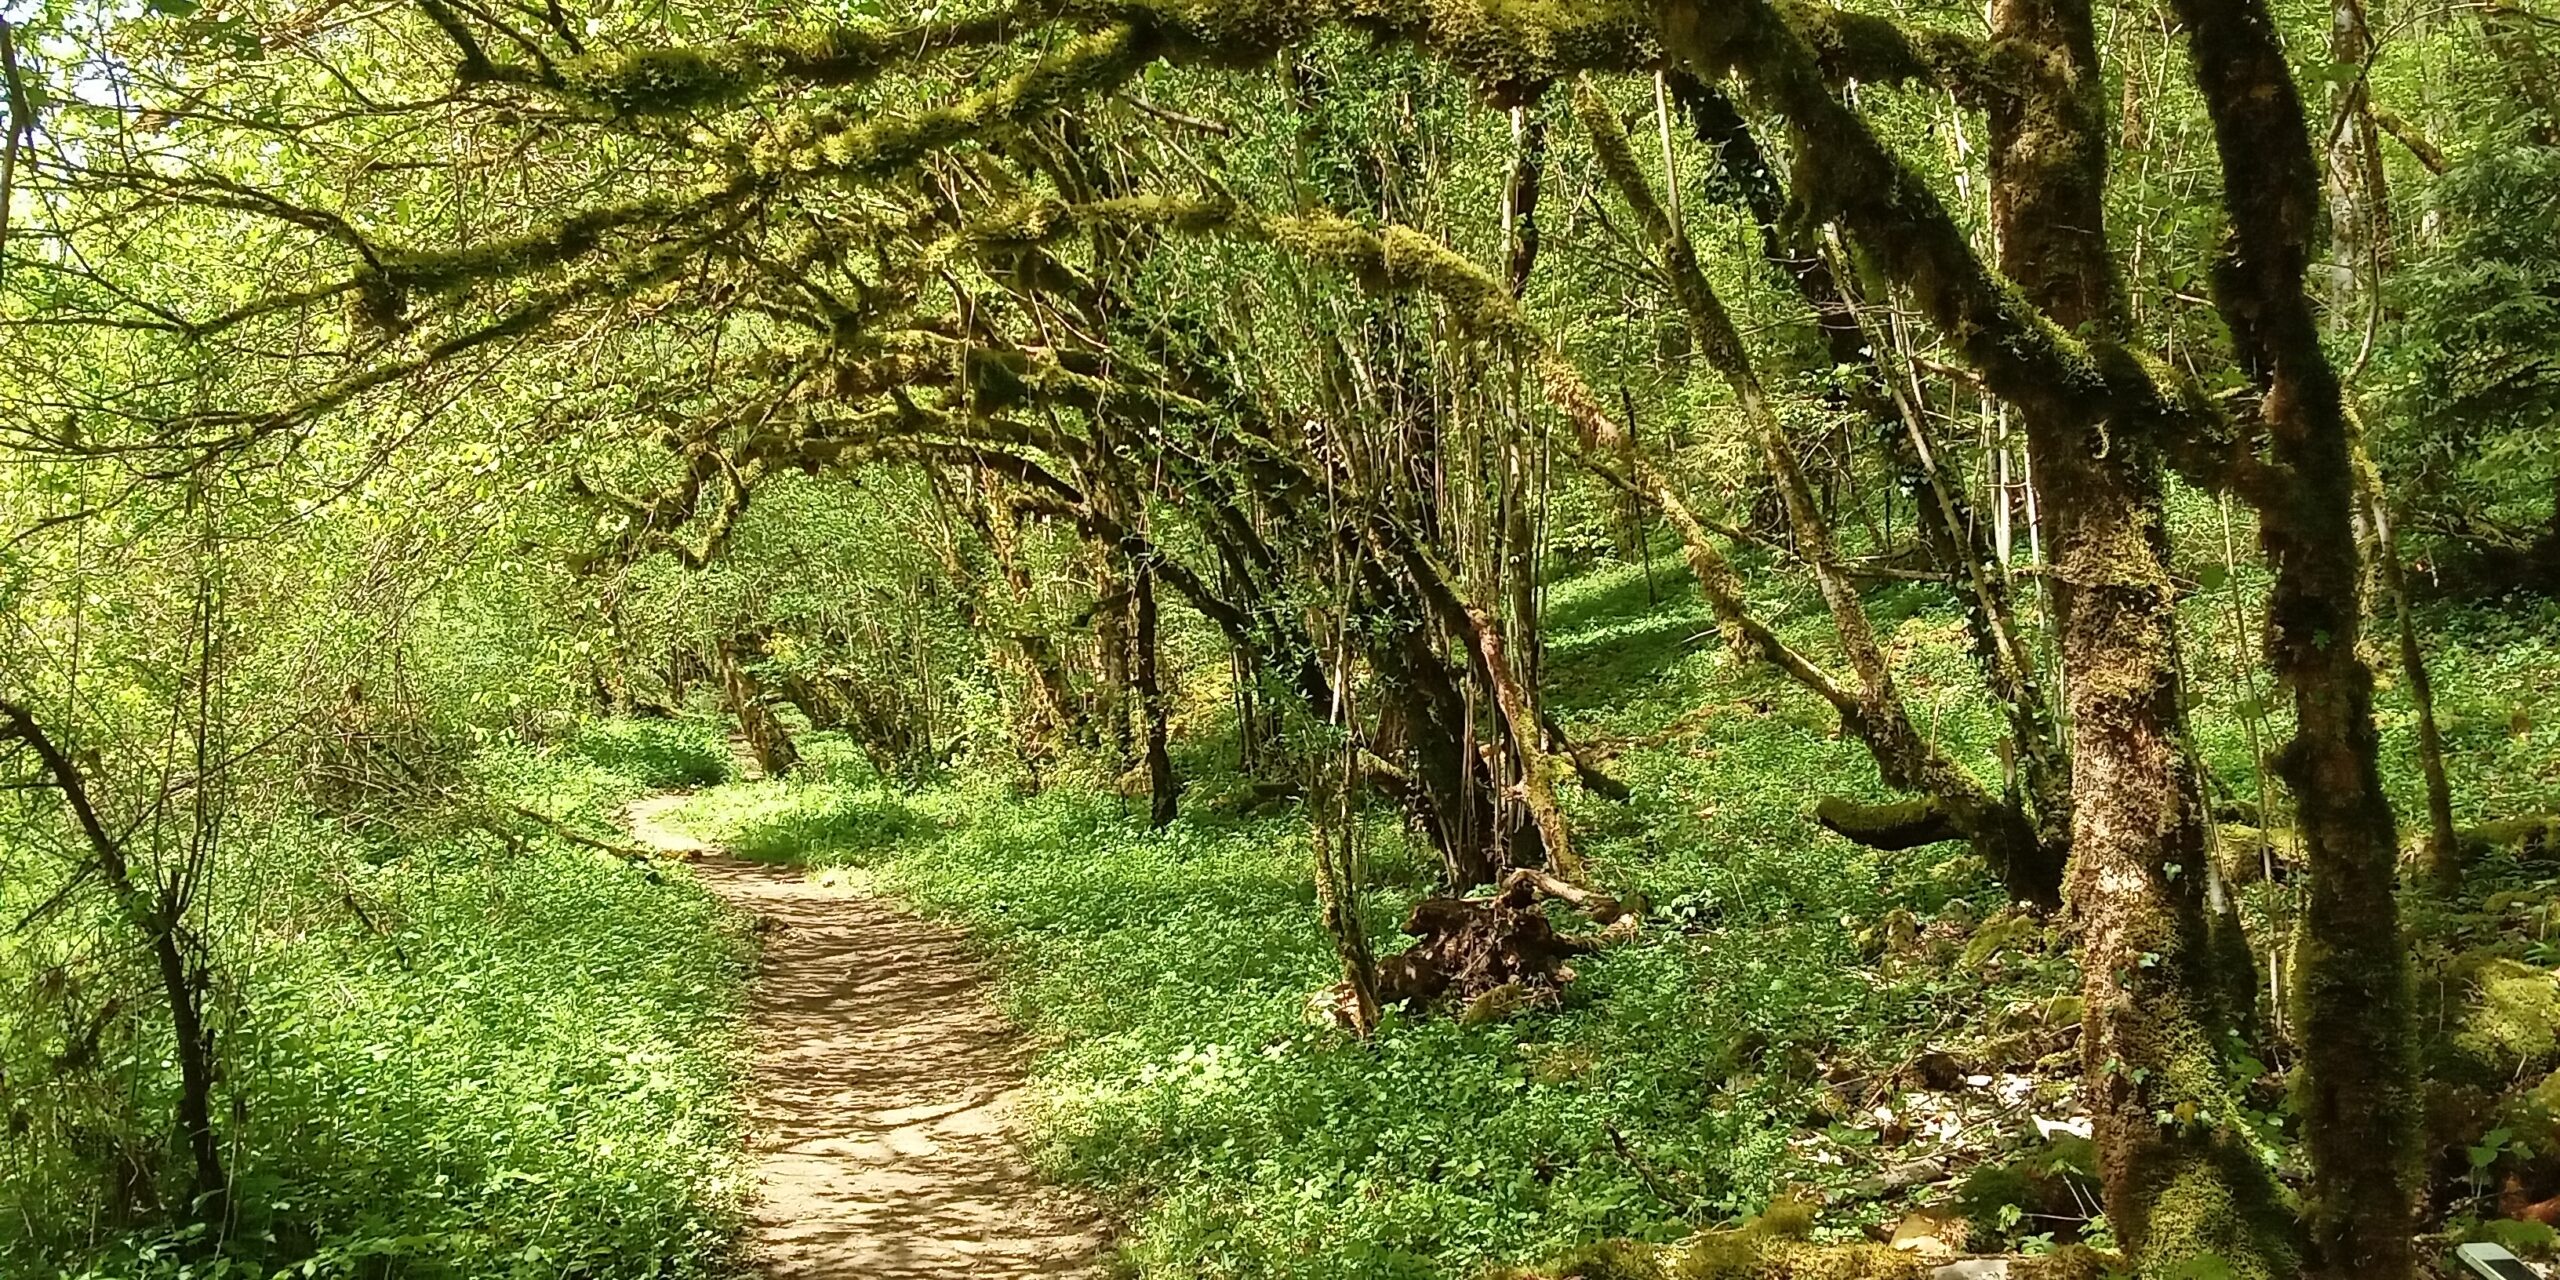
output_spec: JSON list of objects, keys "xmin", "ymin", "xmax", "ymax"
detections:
[{"xmin": 1, "ymin": 0, "xmax": 2558, "ymax": 1276}]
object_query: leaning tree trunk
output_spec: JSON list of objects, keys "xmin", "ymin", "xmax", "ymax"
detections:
[
  {"xmin": 1674, "ymin": 74, "xmax": 2070, "ymax": 859},
  {"xmin": 1574, "ymin": 83, "xmax": 2061, "ymax": 905},
  {"xmin": 1369, "ymin": 516, "xmax": 1587, "ymax": 884},
  {"xmin": 0, "ymin": 703, "xmax": 227, "ymax": 1215},
  {"xmin": 2480, "ymin": 0, "xmax": 2560, "ymax": 143},
  {"xmin": 775, "ymin": 672, "xmax": 848, "ymax": 731},
  {"xmin": 716, "ymin": 640, "xmax": 798, "ymax": 779},
  {"xmin": 2354, "ymin": 452, "xmax": 2460, "ymax": 884}
]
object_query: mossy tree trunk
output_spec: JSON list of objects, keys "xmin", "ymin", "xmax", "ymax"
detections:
[
  {"xmin": 273, "ymin": 2, "xmax": 2446, "ymax": 1269},
  {"xmin": 2479, "ymin": 0, "xmax": 2560, "ymax": 143},
  {"xmin": 774, "ymin": 671, "xmax": 847, "ymax": 732},
  {"xmin": 2324, "ymin": 0, "xmax": 2391, "ymax": 323},
  {"xmin": 2354, "ymin": 454, "xmax": 2460, "ymax": 885},
  {"xmin": 717, "ymin": 637, "xmax": 799, "ymax": 779},
  {"xmin": 1673, "ymin": 76, "xmax": 2063, "ymax": 828},
  {"xmin": 1091, "ymin": 543, "xmax": 1135, "ymax": 769},
  {"xmin": 2169, "ymin": 0, "xmax": 2418, "ymax": 1269},
  {"xmin": 1575, "ymin": 80, "xmax": 2061, "ymax": 906},
  {"xmin": 1975, "ymin": 0, "xmax": 2295, "ymax": 1271},
  {"xmin": 1131, "ymin": 556, "xmax": 1181, "ymax": 829}
]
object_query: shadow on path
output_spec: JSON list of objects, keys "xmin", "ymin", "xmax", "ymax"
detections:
[{"xmin": 627, "ymin": 797, "xmax": 1109, "ymax": 1278}]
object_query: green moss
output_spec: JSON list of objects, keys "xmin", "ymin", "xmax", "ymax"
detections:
[
  {"xmin": 1104, "ymin": 0, "xmax": 1656, "ymax": 94},
  {"xmin": 559, "ymin": 12, "xmax": 1020, "ymax": 115},
  {"xmin": 1541, "ymin": 1238, "xmax": 1668, "ymax": 1280},
  {"xmin": 565, "ymin": 46, "xmax": 753, "ymax": 115},
  {"xmin": 2131, "ymin": 1145, "xmax": 2296, "ymax": 1280},
  {"xmin": 374, "ymin": 196, "xmax": 688, "ymax": 301},
  {"xmin": 2014, "ymin": 1245, "xmax": 2123, "ymax": 1280},
  {"xmin": 1781, "ymin": 2, "xmax": 1991, "ymax": 98},
  {"xmin": 2454, "ymin": 956, "xmax": 2560, "ymax": 1068},
  {"xmin": 2463, "ymin": 814, "xmax": 2560, "ymax": 857},
  {"xmin": 1675, "ymin": 1242, "xmax": 1931, "ymax": 1280},
  {"xmin": 1661, "ymin": 1200, "xmax": 1827, "ymax": 1280},
  {"xmin": 755, "ymin": 26, "xmax": 1148, "ymax": 179}
]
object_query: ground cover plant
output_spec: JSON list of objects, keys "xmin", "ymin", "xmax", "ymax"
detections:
[
  {"xmin": 622, "ymin": 551, "xmax": 2560, "ymax": 1279},
  {"xmin": 5, "ymin": 0, "xmax": 2560, "ymax": 1276},
  {"xmin": 3, "ymin": 726, "xmax": 754, "ymax": 1279}
]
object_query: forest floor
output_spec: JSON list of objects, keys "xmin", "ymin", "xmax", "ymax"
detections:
[
  {"xmin": 623, "ymin": 795, "xmax": 1110, "ymax": 1279},
  {"xmin": 608, "ymin": 577, "xmax": 2560, "ymax": 1279}
]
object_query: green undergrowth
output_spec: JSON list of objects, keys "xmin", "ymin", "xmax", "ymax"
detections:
[
  {"xmin": 664, "ymin": 772, "xmax": 1812, "ymax": 1278},
  {"xmin": 561, "ymin": 716, "xmax": 737, "ymax": 789},
  {"xmin": 4, "ymin": 721, "xmax": 752, "ymax": 1280},
  {"xmin": 649, "ymin": 551, "xmax": 2557, "ymax": 1279},
  {"xmin": 648, "ymin": 558, "xmax": 2065, "ymax": 1278}
]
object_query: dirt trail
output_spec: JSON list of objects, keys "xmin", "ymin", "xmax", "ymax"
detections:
[{"xmin": 624, "ymin": 796, "xmax": 1109, "ymax": 1279}]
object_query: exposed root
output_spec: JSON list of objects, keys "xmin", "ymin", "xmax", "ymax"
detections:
[{"xmin": 1377, "ymin": 873, "xmax": 1592, "ymax": 1012}]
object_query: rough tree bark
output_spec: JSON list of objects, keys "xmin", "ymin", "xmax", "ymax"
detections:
[
  {"xmin": 2170, "ymin": 0, "xmax": 2418, "ymax": 1270},
  {"xmin": 1971, "ymin": 0, "xmax": 2297, "ymax": 1270}
]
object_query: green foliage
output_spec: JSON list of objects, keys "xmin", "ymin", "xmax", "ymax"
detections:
[
  {"xmin": 563, "ymin": 717, "xmax": 736, "ymax": 789},
  {"xmin": 2, "ymin": 749, "xmax": 751, "ymax": 1280},
  {"xmin": 4, "ymin": 0, "xmax": 2559, "ymax": 1274},
  {"xmin": 645, "ymin": 553, "xmax": 2094, "ymax": 1278},
  {"xmin": 2379, "ymin": 144, "xmax": 2560, "ymax": 549},
  {"xmin": 2465, "ymin": 1216, "xmax": 2560, "ymax": 1258},
  {"xmin": 665, "ymin": 772, "xmax": 1788, "ymax": 1277}
]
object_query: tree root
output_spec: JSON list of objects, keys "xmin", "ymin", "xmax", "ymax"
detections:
[{"xmin": 1366, "ymin": 869, "xmax": 1634, "ymax": 1020}]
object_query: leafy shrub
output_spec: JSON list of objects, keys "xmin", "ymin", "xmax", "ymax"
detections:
[{"xmin": 2379, "ymin": 145, "xmax": 2560, "ymax": 562}]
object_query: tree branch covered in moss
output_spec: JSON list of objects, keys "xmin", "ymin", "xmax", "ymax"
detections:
[
  {"xmin": 1780, "ymin": 0, "xmax": 1996, "ymax": 103},
  {"xmin": 2168, "ymin": 0, "xmax": 2416, "ymax": 1269},
  {"xmin": 1574, "ymin": 77, "xmax": 2059, "ymax": 903}
]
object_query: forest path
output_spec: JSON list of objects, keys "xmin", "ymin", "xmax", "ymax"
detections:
[{"xmin": 622, "ymin": 795, "xmax": 1109, "ymax": 1279}]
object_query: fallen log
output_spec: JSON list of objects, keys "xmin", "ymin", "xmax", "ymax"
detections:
[
  {"xmin": 2460, "ymin": 813, "xmax": 2560, "ymax": 860},
  {"xmin": 2221, "ymin": 814, "xmax": 2560, "ymax": 882}
]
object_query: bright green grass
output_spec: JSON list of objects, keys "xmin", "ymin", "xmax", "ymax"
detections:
[
  {"xmin": 561, "ymin": 717, "xmax": 737, "ymax": 790},
  {"xmin": 4, "ymin": 723, "xmax": 752, "ymax": 1280}
]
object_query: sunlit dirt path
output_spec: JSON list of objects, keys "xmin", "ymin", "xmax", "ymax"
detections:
[{"xmin": 624, "ymin": 795, "xmax": 1109, "ymax": 1279}]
